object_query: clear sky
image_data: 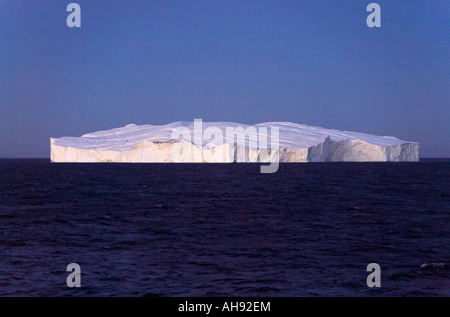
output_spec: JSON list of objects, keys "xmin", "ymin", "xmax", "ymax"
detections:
[{"xmin": 0, "ymin": 0, "xmax": 448, "ymax": 158}]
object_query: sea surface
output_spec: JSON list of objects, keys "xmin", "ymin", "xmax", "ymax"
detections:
[{"xmin": 0, "ymin": 159, "xmax": 448, "ymax": 296}]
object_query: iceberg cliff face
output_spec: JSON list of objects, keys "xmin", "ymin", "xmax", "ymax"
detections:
[{"xmin": 50, "ymin": 121, "xmax": 419, "ymax": 163}]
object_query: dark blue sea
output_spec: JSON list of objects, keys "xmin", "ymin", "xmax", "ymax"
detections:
[{"xmin": 0, "ymin": 159, "xmax": 448, "ymax": 296}]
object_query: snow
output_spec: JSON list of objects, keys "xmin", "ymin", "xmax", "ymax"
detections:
[{"xmin": 50, "ymin": 121, "xmax": 419, "ymax": 162}]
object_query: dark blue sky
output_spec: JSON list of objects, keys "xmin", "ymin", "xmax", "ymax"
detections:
[{"xmin": 1, "ymin": 0, "xmax": 448, "ymax": 157}]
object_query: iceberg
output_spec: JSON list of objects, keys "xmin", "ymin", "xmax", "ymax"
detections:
[{"xmin": 50, "ymin": 121, "xmax": 419, "ymax": 163}]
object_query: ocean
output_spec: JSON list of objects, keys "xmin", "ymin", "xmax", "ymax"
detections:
[{"xmin": 0, "ymin": 159, "xmax": 448, "ymax": 296}]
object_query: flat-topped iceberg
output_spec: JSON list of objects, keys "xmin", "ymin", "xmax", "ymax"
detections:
[{"xmin": 50, "ymin": 121, "xmax": 419, "ymax": 163}]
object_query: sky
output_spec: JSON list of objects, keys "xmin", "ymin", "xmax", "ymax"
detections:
[{"xmin": 0, "ymin": 0, "xmax": 448, "ymax": 158}]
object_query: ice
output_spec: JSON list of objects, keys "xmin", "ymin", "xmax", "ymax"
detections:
[{"xmin": 50, "ymin": 121, "xmax": 419, "ymax": 162}]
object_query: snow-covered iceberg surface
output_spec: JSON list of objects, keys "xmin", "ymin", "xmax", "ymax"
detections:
[{"xmin": 50, "ymin": 121, "xmax": 419, "ymax": 163}]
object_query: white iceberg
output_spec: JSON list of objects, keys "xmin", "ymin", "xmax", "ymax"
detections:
[{"xmin": 50, "ymin": 121, "xmax": 419, "ymax": 163}]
